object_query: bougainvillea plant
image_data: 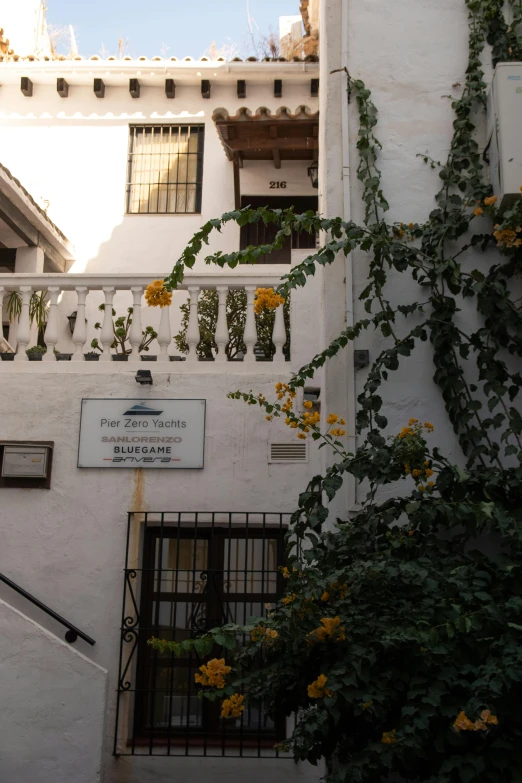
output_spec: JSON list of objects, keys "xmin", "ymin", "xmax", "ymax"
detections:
[{"xmin": 148, "ymin": 2, "xmax": 522, "ymax": 781}]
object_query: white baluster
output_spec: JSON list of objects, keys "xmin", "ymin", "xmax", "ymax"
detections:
[
  {"xmin": 42, "ymin": 286, "xmax": 60, "ymax": 361},
  {"xmin": 157, "ymin": 304, "xmax": 172, "ymax": 363},
  {"xmin": 186, "ymin": 286, "xmax": 200, "ymax": 363},
  {"xmin": 99, "ymin": 287, "xmax": 115, "ymax": 362},
  {"xmin": 243, "ymin": 285, "xmax": 257, "ymax": 363},
  {"xmin": 71, "ymin": 287, "xmax": 88, "ymax": 361},
  {"xmin": 272, "ymin": 299, "xmax": 287, "ymax": 364},
  {"xmin": 214, "ymin": 286, "xmax": 229, "ymax": 362},
  {"xmin": 14, "ymin": 286, "xmax": 31, "ymax": 361},
  {"xmin": 129, "ymin": 286, "xmax": 143, "ymax": 359}
]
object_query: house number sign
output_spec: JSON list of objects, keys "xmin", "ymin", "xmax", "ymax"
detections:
[{"xmin": 77, "ymin": 399, "xmax": 205, "ymax": 469}]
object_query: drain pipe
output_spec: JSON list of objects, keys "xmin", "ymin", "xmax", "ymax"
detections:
[{"xmin": 340, "ymin": 0, "xmax": 358, "ymax": 511}]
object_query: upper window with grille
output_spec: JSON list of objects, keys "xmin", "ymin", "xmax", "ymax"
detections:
[{"xmin": 126, "ymin": 125, "xmax": 205, "ymax": 215}]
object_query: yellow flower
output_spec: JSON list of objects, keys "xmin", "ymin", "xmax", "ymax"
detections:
[
  {"xmin": 338, "ymin": 418, "xmax": 346, "ymax": 425},
  {"xmin": 275, "ymin": 382, "xmax": 283, "ymax": 392},
  {"xmin": 326, "ymin": 414, "xmax": 338, "ymax": 425},
  {"xmin": 251, "ymin": 625, "xmax": 279, "ymax": 643},
  {"xmin": 145, "ymin": 280, "xmax": 173, "ymax": 308},
  {"xmin": 412, "ymin": 469, "xmax": 422, "ymax": 478},
  {"xmin": 454, "ymin": 710, "xmax": 498, "ymax": 732},
  {"xmin": 418, "ymin": 485, "xmax": 426, "ymax": 492},
  {"xmin": 307, "ymin": 674, "xmax": 333, "ymax": 699},
  {"xmin": 427, "ymin": 481, "xmax": 435, "ymax": 488},
  {"xmin": 362, "ymin": 700, "xmax": 374, "ymax": 710},
  {"xmin": 221, "ymin": 693, "xmax": 245, "ymax": 718},
  {"xmin": 474, "ymin": 207, "xmax": 483, "ymax": 217},
  {"xmin": 308, "ymin": 616, "xmax": 346, "ymax": 643},
  {"xmin": 408, "ymin": 530, "xmax": 414, "ymax": 536},
  {"xmin": 404, "ymin": 463, "xmax": 410, "ymax": 474},
  {"xmin": 303, "ymin": 400, "xmax": 313, "ymax": 409},
  {"xmin": 408, "ymin": 418, "xmax": 419, "ymax": 425},
  {"xmin": 381, "ymin": 729, "xmax": 397, "ymax": 745},
  {"xmin": 281, "ymin": 593, "xmax": 296, "ymax": 606},
  {"xmin": 321, "ymin": 591, "xmax": 330, "ymax": 602},
  {"xmin": 281, "ymin": 566, "xmax": 290, "ymax": 579},
  {"xmin": 480, "ymin": 709, "xmax": 499, "ymax": 726},
  {"xmin": 254, "ymin": 287, "xmax": 285, "ymax": 314},
  {"xmin": 424, "ymin": 422, "xmax": 434, "ymax": 432},
  {"xmin": 484, "ymin": 196, "xmax": 497, "ymax": 206},
  {"xmin": 297, "ymin": 432, "xmax": 307, "ymax": 440},
  {"xmin": 397, "ymin": 426, "xmax": 414, "ymax": 439},
  {"xmin": 425, "ymin": 468, "xmax": 434, "ymax": 477},
  {"xmin": 194, "ymin": 658, "xmax": 231, "ymax": 689},
  {"xmin": 265, "ymin": 415, "xmax": 272, "ymax": 421}
]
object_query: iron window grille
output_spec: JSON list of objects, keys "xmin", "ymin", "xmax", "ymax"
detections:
[
  {"xmin": 115, "ymin": 512, "xmax": 290, "ymax": 758},
  {"xmin": 239, "ymin": 196, "xmax": 318, "ymax": 264},
  {"xmin": 126, "ymin": 125, "xmax": 204, "ymax": 215}
]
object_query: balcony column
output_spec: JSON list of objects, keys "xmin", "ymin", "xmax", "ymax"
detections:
[
  {"xmin": 14, "ymin": 286, "xmax": 32, "ymax": 361},
  {"xmin": 42, "ymin": 286, "xmax": 60, "ymax": 361},
  {"xmin": 186, "ymin": 286, "xmax": 200, "ymax": 363},
  {"xmin": 71, "ymin": 287, "xmax": 88, "ymax": 361},
  {"xmin": 129, "ymin": 287, "xmax": 143, "ymax": 359},
  {"xmin": 272, "ymin": 302, "xmax": 286, "ymax": 364},
  {"xmin": 243, "ymin": 285, "xmax": 257, "ymax": 363},
  {"xmin": 214, "ymin": 286, "xmax": 229, "ymax": 362},
  {"xmin": 157, "ymin": 304, "xmax": 172, "ymax": 363},
  {"xmin": 99, "ymin": 287, "xmax": 115, "ymax": 361}
]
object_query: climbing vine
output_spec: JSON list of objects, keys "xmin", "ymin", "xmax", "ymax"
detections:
[{"xmin": 149, "ymin": 2, "xmax": 522, "ymax": 781}]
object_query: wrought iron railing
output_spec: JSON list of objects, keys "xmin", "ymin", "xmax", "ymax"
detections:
[
  {"xmin": 0, "ymin": 570, "xmax": 96, "ymax": 645},
  {"xmin": 114, "ymin": 511, "xmax": 291, "ymax": 757}
]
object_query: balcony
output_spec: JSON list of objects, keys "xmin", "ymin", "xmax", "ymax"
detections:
[{"xmin": 0, "ymin": 270, "xmax": 297, "ymax": 373}]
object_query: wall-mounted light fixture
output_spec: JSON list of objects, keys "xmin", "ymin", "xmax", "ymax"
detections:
[
  {"xmin": 135, "ymin": 369, "xmax": 153, "ymax": 385},
  {"xmin": 308, "ymin": 161, "xmax": 319, "ymax": 189}
]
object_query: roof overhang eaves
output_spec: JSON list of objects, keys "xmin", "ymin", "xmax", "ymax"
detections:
[{"xmin": 0, "ymin": 165, "xmax": 75, "ymax": 263}]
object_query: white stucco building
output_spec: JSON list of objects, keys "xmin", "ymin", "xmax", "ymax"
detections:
[
  {"xmin": 0, "ymin": 3, "xmax": 329, "ymax": 782},
  {"xmin": 1, "ymin": 0, "xmax": 516, "ymax": 780}
]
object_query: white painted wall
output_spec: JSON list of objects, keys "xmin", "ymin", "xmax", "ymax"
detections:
[
  {"xmin": 0, "ymin": 72, "xmax": 318, "ymax": 274},
  {"xmin": 0, "ymin": 368, "xmax": 322, "ymax": 782},
  {"xmin": 319, "ymin": 0, "xmax": 500, "ymax": 509},
  {"xmin": 0, "ymin": 599, "xmax": 107, "ymax": 783}
]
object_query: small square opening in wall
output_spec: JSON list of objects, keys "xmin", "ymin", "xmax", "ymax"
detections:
[
  {"xmin": 0, "ymin": 442, "xmax": 54, "ymax": 489},
  {"xmin": 269, "ymin": 442, "xmax": 308, "ymax": 463}
]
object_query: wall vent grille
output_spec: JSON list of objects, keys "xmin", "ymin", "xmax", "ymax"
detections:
[{"xmin": 269, "ymin": 442, "xmax": 308, "ymax": 463}]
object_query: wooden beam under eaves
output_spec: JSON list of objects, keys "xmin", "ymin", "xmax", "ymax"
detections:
[
  {"xmin": 165, "ymin": 78, "xmax": 175, "ymax": 98},
  {"xmin": 233, "ymin": 153, "xmax": 241, "ymax": 209},
  {"xmin": 129, "ymin": 78, "xmax": 140, "ymax": 98},
  {"xmin": 311, "ymin": 78, "xmax": 319, "ymax": 97},
  {"xmin": 93, "ymin": 78, "xmax": 105, "ymax": 98},
  {"xmin": 57, "ymin": 78, "xmax": 69, "ymax": 97},
  {"xmin": 201, "ymin": 79, "xmax": 211, "ymax": 98},
  {"xmin": 272, "ymin": 149, "xmax": 281, "ymax": 169},
  {"xmin": 20, "ymin": 77, "xmax": 33, "ymax": 97},
  {"xmin": 237, "ymin": 79, "xmax": 246, "ymax": 99},
  {"xmin": 225, "ymin": 137, "xmax": 318, "ymax": 151},
  {"xmin": 274, "ymin": 79, "xmax": 282, "ymax": 98}
]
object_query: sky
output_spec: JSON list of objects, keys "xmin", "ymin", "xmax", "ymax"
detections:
[{"xmin": 46, "ymin": 0, "xmax": 302, "ymax": 60}]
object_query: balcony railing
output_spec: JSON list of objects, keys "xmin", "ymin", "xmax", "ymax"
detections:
[{"xmin": 0, "ymin": 272, "xmax": 289, "ymax": 367}]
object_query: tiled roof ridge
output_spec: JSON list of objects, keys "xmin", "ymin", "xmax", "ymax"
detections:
[
  {"xmin": 213, "ymin": 105, "xmax": 319, "ymax": 122},
  {"xmin": 0, "ymin": 161, "xmax": 70, "ymax": 244},
  {"xmin": 0, "ymin": 53, "xmax": 319, "ymax": 64}
]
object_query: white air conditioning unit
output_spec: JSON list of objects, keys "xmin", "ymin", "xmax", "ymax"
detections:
[{"xmin": 487, "ymin": 62, "xmax": 522, "ymax": 210}]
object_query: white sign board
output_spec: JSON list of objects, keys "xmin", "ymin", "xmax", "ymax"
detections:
[{"xmin": 78, "ymin": 399, "xmax": 205, "ymax": 469}]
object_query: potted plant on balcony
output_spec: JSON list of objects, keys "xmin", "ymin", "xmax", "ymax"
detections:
[
  {"xmin": 0, "ymin": 351, "xmax": 15, "ymax": 361},
  {"xmin": 26, "ymin": 345, "xmax": 47, "ymax": 361},
  {"xmin": 90, "ymin": 305, "xmax": 158, "ymax": 360},
  {"xmin": 174, "ymin": 289, "xmax": 290, "ymax": 361}
]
